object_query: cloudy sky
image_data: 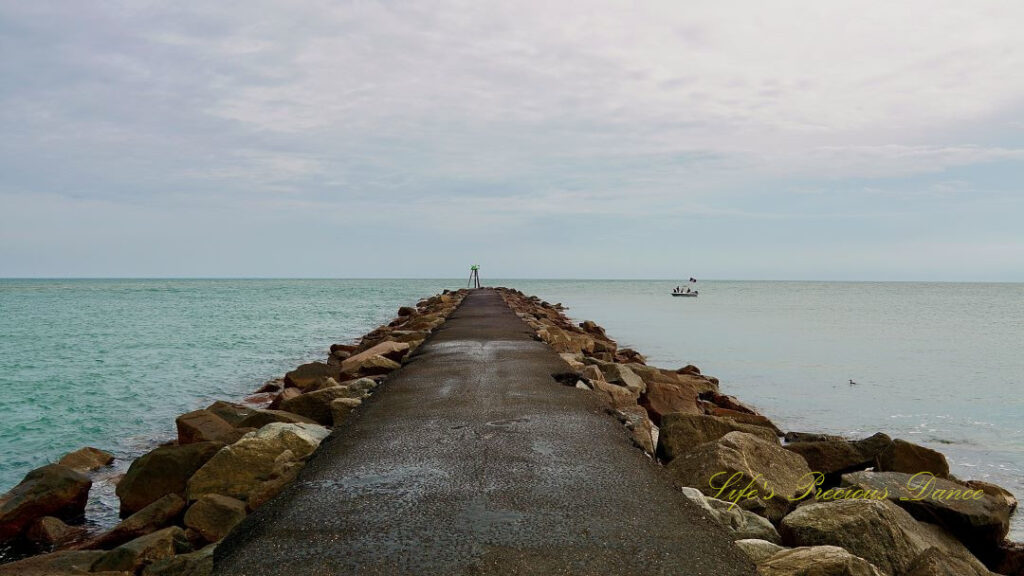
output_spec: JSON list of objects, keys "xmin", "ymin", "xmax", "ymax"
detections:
[{"xmin": 2, "ymin": 1, "xmax": 1023, "ymax": 279}]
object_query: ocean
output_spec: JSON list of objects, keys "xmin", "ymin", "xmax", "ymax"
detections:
[{"xmin": 0, "ymin": 278, "xmax": 1021, "ymax": 548}]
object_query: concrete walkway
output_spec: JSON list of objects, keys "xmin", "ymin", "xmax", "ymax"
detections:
[{"xmin": 214, "ymin": 289, "xmax": 756, "ymax": 575}]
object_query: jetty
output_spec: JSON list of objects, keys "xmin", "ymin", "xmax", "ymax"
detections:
[
  {"xmin": 1, "ymin": 287, "xmax": 1018, "ymax": 576},
  {"xmin": 213, "ymin": 289, "xmax": 753, "ymax": 575}
]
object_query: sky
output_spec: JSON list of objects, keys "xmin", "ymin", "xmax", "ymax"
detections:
[{"xmin": 1, "ymin": 1, "xmax": 1023, "ymax": 280}]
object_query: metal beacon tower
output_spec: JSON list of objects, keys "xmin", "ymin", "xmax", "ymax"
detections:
[{"xmin": 467, "ymin": 265, "xmax": 481, "ymax": 289}]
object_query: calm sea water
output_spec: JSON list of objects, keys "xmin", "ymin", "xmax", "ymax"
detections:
[{"xmin": 1, "ymin": 279, "xmax": 1021, "ymax": 546}]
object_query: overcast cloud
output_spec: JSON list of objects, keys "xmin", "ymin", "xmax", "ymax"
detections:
[{"xmin": 2, "ymin": 1, "xmax": 1023, "ymax": 279}]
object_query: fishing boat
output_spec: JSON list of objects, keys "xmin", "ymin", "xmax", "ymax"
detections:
[{"xmin": 671, "ymin": 278, "xmax": 698, "ymax": 297}]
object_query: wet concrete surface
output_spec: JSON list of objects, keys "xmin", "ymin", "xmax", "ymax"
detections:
[{"xmin": 214, "ymin": 289, "xmax": 756, "ymax": 575}]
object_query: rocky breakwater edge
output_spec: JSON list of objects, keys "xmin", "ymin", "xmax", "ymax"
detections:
[
  {"xmin": 496, "ymin": 287, "xmax": 1022, "ymax": 576},
  {"xmin": 0, "ymin": 290, "xmax": 468, "ymax": 576}
]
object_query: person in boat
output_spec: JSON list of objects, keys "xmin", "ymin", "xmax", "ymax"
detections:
[
  {"xmin": 685, "ymin": 287, "xmax": 691, "ymax": 293},
  {"xmin": 675, "ymin": 285, "xmax": 681, "ymax": 293}
]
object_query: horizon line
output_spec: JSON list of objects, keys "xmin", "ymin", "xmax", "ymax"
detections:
[{"xmin": 1, "ymin": 277, "xmax": 1022, "ymax": 284}]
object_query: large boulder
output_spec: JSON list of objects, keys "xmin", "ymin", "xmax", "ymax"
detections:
[
  {"xmin": 141, "ymin": 543, "xmax": 215, "ymax": 576},
  {"xmin": 779, "ymin": 498, "xmax": 991, "ymax": 576},
  {"xmin": 176, "ymin": 410, "xmax": 249, "ymax": 445},
  {"xmin": 680, "ymin": 487, "xmax": 781, "ymax": 543},
  {"xmin": 590, "ymin": 378, "xmax": 640, "ymax": 409},
  {"xmin": 658, "ymin": 413, "xmax": 778, "ymax": 461},
  {"xmin": 283, "ymin": 362, "xmax": 341, "ymax": 389},
  {"xmin": 183, "ymin": 494, "xmax": 246, "ymax": 543},
  {"xmin": 0, "ymin": 550, "xmax": 105, "ymax": 576},
  {"xmin": 84, "ymin": 493, "xmax": 186, "ymax": 550},
  {"xmin": 57, "ymin": 447, "xmax": 114, "ymax": 473},
  {"xmin": 339, "ymin": 354, "xmax": 401, "ymax": 378},
  {"xmin": 667, "ymin": 432, "xmax": 813, "ymax": 523},
  {"xmin": 24, "ymin": 515, "xmax": 87, "ymax": 550},
  {"xmin": 116, "ymin": 442, "xmax": 223, "ymax": 517},
  {"xmin": 784, "ymin": 433, "xmax": 892, "ymax": 480},
  {"xmin": 90, "ymin": 526, "xmax": 192, "ymax": 573},
  {"xmin": 0, "ymin": 464, "xmax": 91, "ymax": 540},
  {"xmin": 758, "ymin": 546, "xmax": 885, "ymax": 576},
  {"xmin": 279, "ymin": 385, "xmax": 364, "ymax": 425},
  {"xmin": 639, "ymin": 377, "xmax": 702, "ymax": 424},
  {"xmin": 875, "ymin": 439, "xmax": 950, "ymax": 479},
  {"xmin": 598, "ymin": 363, "xmax": 645, "ymax": 393},
  {"xmin": 187, "ymin": 423, "xmax": 328, "ymax": 501},
  {"xmin": 841, "ymin": 471, "xmax": 1012, "ymax": 557}
]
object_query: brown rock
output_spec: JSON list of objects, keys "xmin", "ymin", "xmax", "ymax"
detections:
[
  {"xmin": 204, "ymin": 401, "xmax": 258, "ymax": 427},
  {"xmin": 702, "ymin": 405, "xmax": 782, "ymax": 435},
  {"xmin": 268, "ymin": 387, "xmax": 302, "ymax": 409},
  {"xmin": 875, "ymin": 439, "xmax": 951, "ymax": 479},
  {"xmin": 590, "ymin": 378, "xmax": 640, "ymax": 409},
  {"xmin": 187, "ymin": 423, "xmax": 329, "ymax": 501},
  {"xmin": 841, "ymin": 471, "xmax": 1012, "ymax": 558},
  {"xmin": 598, "ymin": 363, "xmax": 645, "ymax": 393},
  {"xmin": 667, "ymin": 431, "xmax": 813, "ymax": 523},
  {"xmin": 90, "ymin": 526, "xmax": 192, "ymax": 573},
  {"xmin": 784, "ymin": 433, "xmax": 893, "ymax": 479},
  {"xmin": 280, "ymin": 385, "xmax": 364, "ymax": 425},
  {"xmin": 579, "ymin": 320, "xmax": 606, "ymax": 337},
  {"xmin": 246, "ymin": 461, "xmax": 303, "ymax": 511},
  {"xmin": 580, "ymin": 365, "xmax": 603, "ymax": 382},
  {"xmin": 0, "ymin": 464, "xmax": 91, "ymax": 540},
  {"xmin": 183, "ymin": 494, "xmax": 246, "ymax": 543},
  {"xmin": 25, "ymin": 515, "xmax": 86, "ymax": 549},
  {"xmin": 116, "ymin": 442, "xmax": 223, "ymax": 517},
  {"xmin": 140, "ymin": 543, "xmax": 215, "ymax": 576},
  {"xmin": 758, "ymin": 546, "xmax": 885, "ymax": 576},
  {"xmin": 283, "ymin": 362, "xmax": 340, "ymax": 389},
  {"xmin": 613, "ymin": 406, "xmax": 657, "ymax": 454},
  {"xmin": 639, "ymin": 378, "xmax": 701, "ymax": 425},
  {"xmin": 779, "ymin": 498, "xmax": 991, "ymax": 576},
  {"xmin": 83, "ymin": 493, "xmax": 186, "ymax": 550},
  {"xmin": 236, "ymin": 408, "xmax": 317, "ymax": 429},
  {"xmin": 677, "ymin": 364, "xmax": 702, "ymax": 376},
  {"xmin": 905, "ymin": 547, "xmax": 999, "ymax": 576},
  {"xmin": 658, "ymin": 413, "xmax": 779, "ymax": 461},
  {"xmin": 397, "ymin": 306, "xmax": 416, "ymax": 316},
  {"xmin": 615, "ymin": 348, "xmax": 645, "ymax": 364},
  {"xmin": 339, "ymin": 354, "xmax": 402, "ymax": 378},
  {"xmin": 57, "ymin": 447, "xmax": 114, "ymax": 473},
  {"xmin": 963, "ymin": 480, "xmax": 1017, "ymax": 513},
  {"xmin": 176, "ymin": 410, "xmax": 248, "ymax": 445},
  {"xmin": 701, "ymin": 391, "xmax": 758, "ymax": 414},
  {"xmin": 331, "ymin": 397, "xmax": 362, "ymax": 427},
  {"xmin": 255, "ymin": 379, "xmax": 284, "ymax": 393},
  {"xmin": 330, "ymin": 343, "xmax": 358, "ymax": 355},
  {"xmin": 0, "ymin": 550, "xmax": 105, "ymax": 576},
  {"xmin": 992, "ymin": 540, "xmax": 1024, "ymax": 576},
  {"xmin": 675, "ymin": 372, "xmax": 719, "ymax": 395}
]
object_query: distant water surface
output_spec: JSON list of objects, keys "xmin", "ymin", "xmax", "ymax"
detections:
[{"xmin": 0, "ymin": 278, "xmax": 1020, "ymax": 555}]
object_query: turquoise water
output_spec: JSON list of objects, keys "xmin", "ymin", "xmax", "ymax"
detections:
[{"xmin": 1, "ymin": 279, "xmax": 1021, "ymax": 543}]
